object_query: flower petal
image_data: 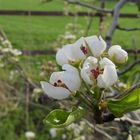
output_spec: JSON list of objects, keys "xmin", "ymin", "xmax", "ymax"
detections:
[
  {"xmin": 62, "ymin": 64, "xmax": 81, "ymax": 91},
  {"xmin": 85, "ymin": 35, "xmax": 106, "ymax": 57},
  {"xmin": 96, "ymin": 75, "xmax": 106, "ymax": 88},
  {"xmin": 99, "ymin": 57, "xmax": 115, "ymax": 69},
  {"xmin": 97, "ymin": 66, "xmax": 118, "ymax": 88},
  {"xmin": 62, "ymin": 64, "xmax": 79, "ymax": 73},
  {"xmin": 56, "ymin": 48, "xmax": 69, "ymax": 66},
  {"xmin": 56, "ymin": 37, "xmax": 86, "ymax": 66},
  {"xmin": 62, "ymin": 70, "xmax": 81, "ymax": 92},
  {"xmin": 49, "ymin": 72, "xmax": 63, "ymax": 84},
  {"xmin": 108, "ymin": 45, "xmax": 128, "ymax": 64},
  {"xmin": 81, "ymin": 66, "xmax": 93, "ymax": 85},
  {"xmin": 71, "ymin": 37, "xmax": 86, "ymax": 60},
  {"xmin": 83, "ymin": 56, "xmax": 98, "ymax": 68},
  {"xmin": 41, "ymin": 81, "xmax": 71, "ymax": 100}
]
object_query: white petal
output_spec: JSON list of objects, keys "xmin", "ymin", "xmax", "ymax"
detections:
[
  {"xmin": 81, "ymin": 67, "xmax": 93, "ymax": 85},
  {"xmin": 63, "ymin": 37, "xmax": 86, "ymax": 61},
  {"xmin": 62, "ymin": 64, "xmax": 78, "ymax": 73},
  {"xmin": 49, "ymin": 72, "xmax": 63, "ymax": 84},
  {"xmin": 62, "ymin": 64, "xmax": 81, "ymax": 91},
  {"xmin": 97, "ymin": 66, "xmax": 118, "ymax": 88},
  {"xmin": 85, "ymin": 35, "xmax": 106, "ymax": 57},
  {"xmin": 56, "ymin": 49, "xmax": 69, "ymax": 66},
  {"xmin": 41, "ymin": 81, "xmax": 71, "ymax": 100},
  {"xmin": 62, "ymin": 44, "xmax": 75, "ymax": 60},
  {"xmin": 83, "ymin": 56, "xmax": 98, "ymax": 68},
  {"xmin": 62, "ymin": 70, "xmax": 81, "ymax": 92},
  {"xmin": 97, "ymin": 75, "xmax": 106, "ymax": 88},
  {"xmin": 99, "ymin": 57, "xmax": 115, "ymax": 68},
  {"xmin": 56, "ymin": 39, "xmax": 86, "ymax": 66},
  {"xmin": 108, "ymin": 45, "xmax": 128, "ymax": 64},
  {"xmin": 25, "ymin": 131, "xmax": 35, "ymax": 139},
  {"xmin": 71, "ymin": 37, "xmax": 86, "ymax": 60}
]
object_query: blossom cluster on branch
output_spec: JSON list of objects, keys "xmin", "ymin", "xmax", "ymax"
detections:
[{"xmin": 41, "ymin": 35, "xmax": 128, "ymax": 100}]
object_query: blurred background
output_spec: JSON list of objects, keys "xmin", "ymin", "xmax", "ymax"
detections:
[{"xmin": 0, "ymin": 0, "xmax": 140, "ymax": 140}]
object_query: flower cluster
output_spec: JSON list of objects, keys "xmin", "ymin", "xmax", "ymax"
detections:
[
  {"xmin": 41, "ymin": 35, "xmax": 128, "ymax": 100},
  {"xmin": 0, "ymin": 39, "xmax": 22, "ymax": 56}
]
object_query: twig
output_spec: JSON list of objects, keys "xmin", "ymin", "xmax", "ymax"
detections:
[
  {"xmin": 84, "ymin": 119, "xmax": 113, "ymax": 140},
  {"xmin": 127, "ymin": 48, "xmax": 140, "ymax": 54},
  {"xmin": 99, "ymin": 0, "xmax": 106, "ymax": 34},
  {"xmin": 106, "ymin": 0, "xmax": 127, "ymax": 48},
  {"xmin": 115, "ymin": 116, "xmax": 140, "ymax": 126},
  {"xmin": 65, "ymin": 0, "xmax": 112, "ymax": 13},
  {"xmin": 9, "ymin": 60, "xmax": 39, "ymax": 89},
  {"xmin": 129, "ymin": 112, "xmax": 140, "ymax": 122},
  {"xmin": 118, "ymin": 59, "xmax": 140, "ymax": 75},
  {"xmin": 25, "ymin": 83, "xmax": 29, "ymax": 130},
  {"xmin": 123, "ymin": 83, "xmax": 140, "ymax": 95},
  {"xmin": 84, "ymin": 16, "xmax": 94, "ymax": 36},
  {"xmin": 116, "ymin": 25, "xmax": 140, "ymax": 31},
  {"xmin": 0, "ymin": 30, "xmax": 7, "ymax": 41},
  {"xmin": 9, "ymin": 97, "xmax": 51, "ymax": 111},
  {"xmin": 132, "ymin": 38, "xmax": 138, "ymax": 60},
  {"xmin": 133, "ymin": 74, "xmax": 140, "ymax": 85}
]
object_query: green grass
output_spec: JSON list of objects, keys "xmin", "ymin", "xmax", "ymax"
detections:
[
  {"xmin": 0, "ymin": 0, "xmax": 139, "ymax": 50},
  {"xmin": 0, "ymin": 0, "xmax": 64, "ymax": 11},
  {"xmin": 0, "ymin": 15, "xmax": 101, "ymax": 50},
  {"xmin": 0, "ymin": 16, "xmax": 74, "ymax": 50},
  {"xmin": 0, "ymin": 16, "xmax": 139, "ymax": 50},
  {"xmin": 0, "ymin": 0, "xmax": 138, "ymax": 13},
  {"xmin": 0, "ymin": 0, "xmax": 139, "ymax": 77},
  {"xmin": 0, "ymin": 0, "xmax": 138, "ymax": 83}
]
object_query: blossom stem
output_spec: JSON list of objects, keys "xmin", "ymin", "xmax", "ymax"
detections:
[{"xmin": 79, "ymin": 92, "xmax": 93, "ymax": 108}]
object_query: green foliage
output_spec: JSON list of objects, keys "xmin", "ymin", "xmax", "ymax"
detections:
[
  {"xmin": 108, "ymin": 88, "xmax": 140, "ymax": 117},
  {"xmin": 44, "ymin": 107, "xmax": 85, "ymax": 128}
]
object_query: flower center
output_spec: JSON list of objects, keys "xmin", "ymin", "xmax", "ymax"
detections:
[
  {"xmin": 91, "ymin": 67, "xmax": 101, "ymax": 79},
  {"xmin": 81, "ymin": 46, "xmax": 88, "ymax": 54},
  {"xmin": 53, "ymin": 80, "xmax": 68, "ymax": 89}
]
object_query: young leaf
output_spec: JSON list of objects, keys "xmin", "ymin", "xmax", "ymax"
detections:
[
  {"xmin": 107, "ymin": 88, "xmax": 140, "ymax": 117},
  {"xmin": 44, "ymin": 107, "xmax": 85, "ymax": 128}
]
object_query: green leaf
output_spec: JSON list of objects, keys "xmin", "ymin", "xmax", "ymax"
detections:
[
  {"xmin": 44, "ymin": 107, "xmax": 85, "ymax": 128},
  {"xmin": 108, "ymin": 88, "xmax": 140, "ymax": 117}
]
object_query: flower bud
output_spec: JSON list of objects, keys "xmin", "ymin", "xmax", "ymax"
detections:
[
  {"xmin": 49, "ymin": 128, "xmax": 57, "ymax": 138},
  {"xmin": 108, "ymin": 45, "xmax": 128, "ymax": 64},
  {"xmin": 25, "ymin": 131, "xmax": 35, "ymax": 139}
]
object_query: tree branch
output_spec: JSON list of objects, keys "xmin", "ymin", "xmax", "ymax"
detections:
[
  {"xmin": 118, "ymin": 59, "xmax": 140, "ymax": 75},
  {"xmin": 65, "ymin": 0, "xmax": 112, "ymax": 13},
  {"xmin": 115, "ymin": 116, "xmax": 140, "ymax": 126},
  {"xmin": 124, "ymin": 83, "xmax": 140, "ymax": 95},
  {"xmin": 116, "ymin": 25, "xmax": 140, "ymax": 31},
  {"xmin": 106, "ymin": 0, "xmax": 127, "ymax": 48},
  {"xmin": 84, "ymin": 119, "xmax": 113, "ymax": 140}
]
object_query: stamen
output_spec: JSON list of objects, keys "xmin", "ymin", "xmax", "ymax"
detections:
[
  {"xmin": 57, "ymin": 80, "xmax": 62, "ymax": 83},
  {"xmin": 54, "ymin": 80, "xmax": 69, "ymax": 90},
  {"xmin": 91, "ymin": 67, "xmax": 100, "ymax": 79},
  {"xmin": 54, "ymin": 82, "xmax": 57, "ymax": 87},
  {"xmin": 81, "ymin": 46, "xmax": 88, "ymax": 54}
]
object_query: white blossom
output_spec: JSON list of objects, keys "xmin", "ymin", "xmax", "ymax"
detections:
[
  {"xmin": 85, "ymin": 35, "xmax": 106, "ymax": 57},
  {"xmin": 25, "ymin": 131, "xmax": 35, "ymax": 139},
  {"xmin": 81, "ymin": 57, "xmax": 118, "ymax": 88},
  {"xmin": 41, "ymin": 64, "xmax": 81, "ymax": 100},
  {"xmin": 56, "ymin": 37, "xmax": 86, "ymax": 66},
  {"xmin": 108, "ymin": 45, "xmax": 128, "ymax": 64},
  {"xmin": 49, "ymin": 128, "xmax": 57, "ymax": 138}
]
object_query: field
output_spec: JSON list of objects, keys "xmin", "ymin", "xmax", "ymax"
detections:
[
  {"xmin": 0, "ymin": 0, "xmax": 139, "ymax": 79},
  {"xmin": 0, "ymin": 0, "xmax": 139, "ymax": 50},
  {"xmin": 0, "ymin": 0, "xmax": 140, "ymax": 140}
]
